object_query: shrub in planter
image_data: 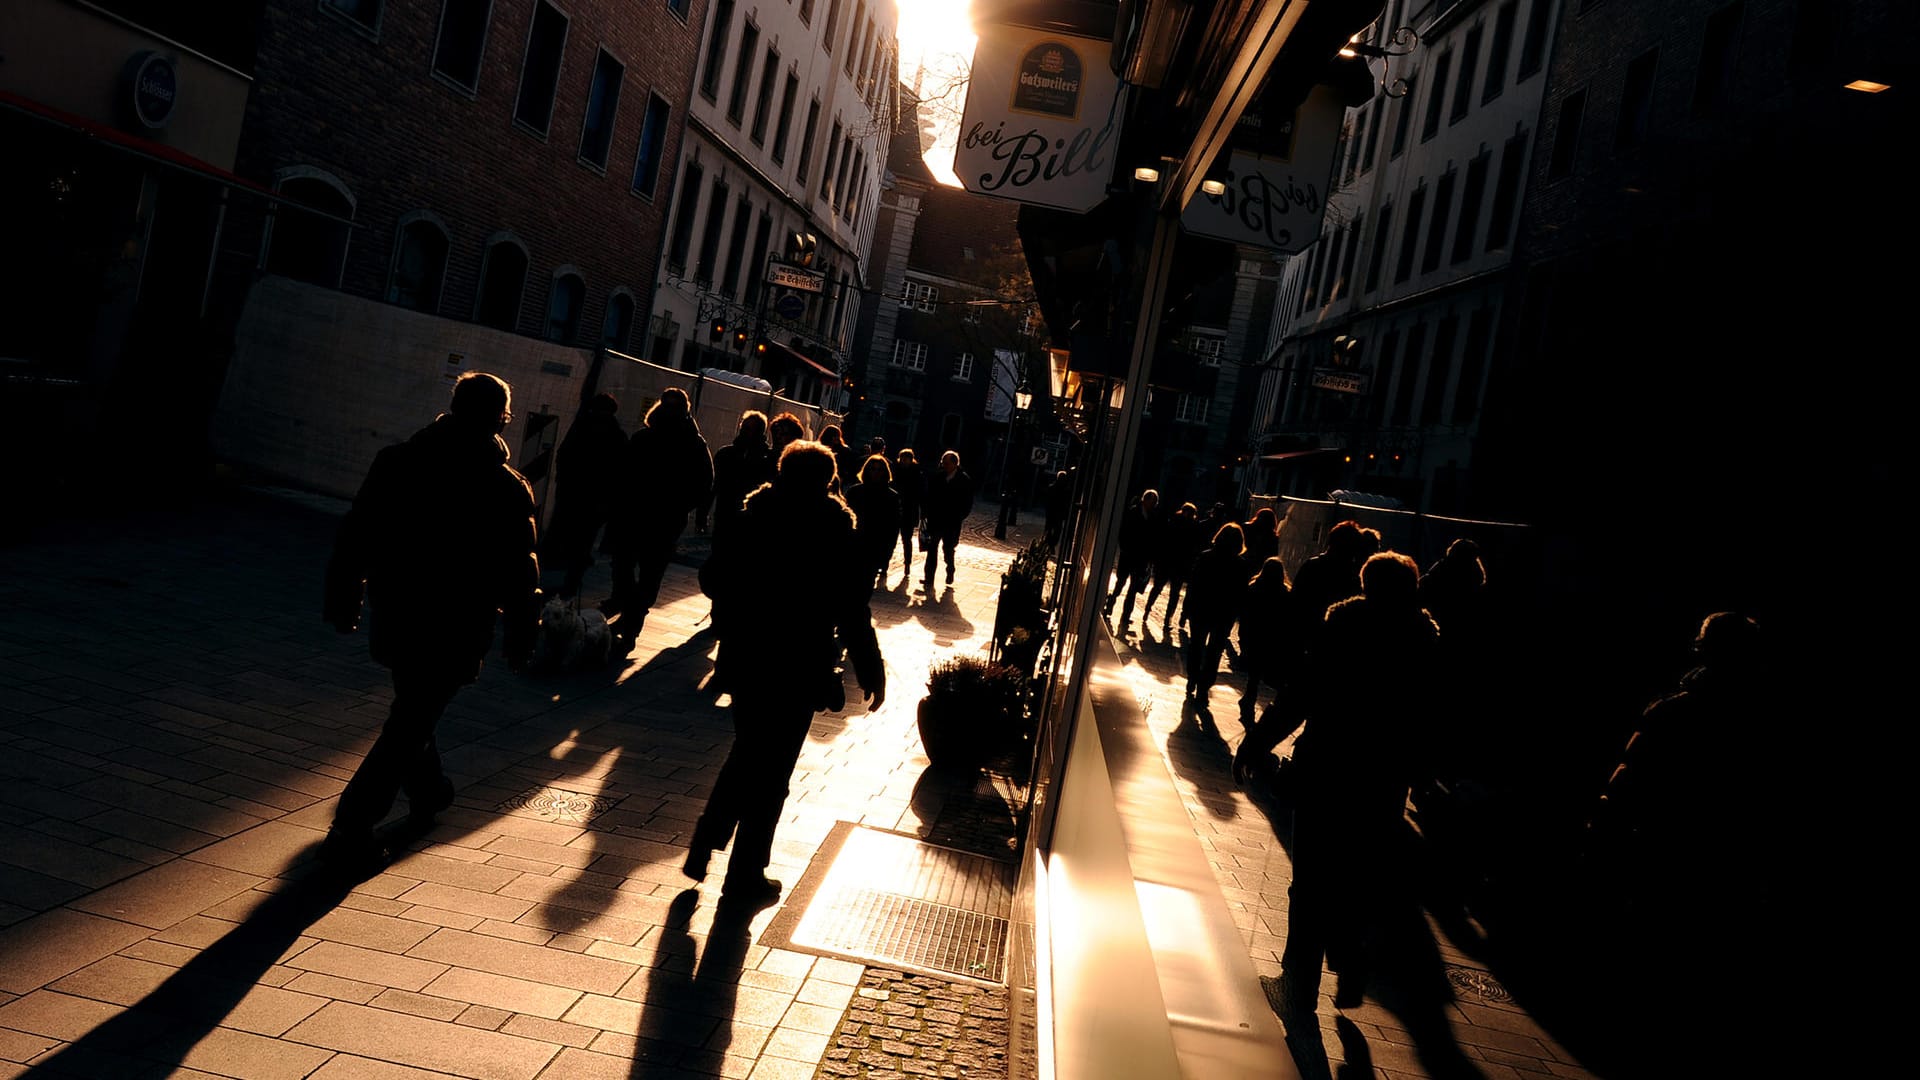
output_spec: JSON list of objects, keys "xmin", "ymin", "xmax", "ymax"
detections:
[{"xmin": 918, "ymin": 655, "xmax": 1027, "ymax": 769}]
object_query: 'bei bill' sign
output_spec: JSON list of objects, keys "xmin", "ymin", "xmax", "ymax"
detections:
[{"xmin": 955, "ymin": 25, "xmax": 1127, "ymax": 213}]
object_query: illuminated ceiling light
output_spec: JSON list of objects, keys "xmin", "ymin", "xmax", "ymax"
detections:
[
  {"xmin": 1200, "ymin": 178, "xmax": 1228, "ymax": 196},
  {"xmin": 1844, "ymin": 79, "xmax": 1891, "ymax": 93},
  {"xmin": 1133, "ymin": 166, "xmax": 1161, "ymax": 182}
]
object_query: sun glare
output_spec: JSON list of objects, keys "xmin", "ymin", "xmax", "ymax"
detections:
[{"xmin": 895, "ymin": 1, "xmax": 976, "ymax": 187}]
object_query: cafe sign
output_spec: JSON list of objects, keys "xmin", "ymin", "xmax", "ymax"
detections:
[
  {"xmin": 956, "ymin": 25, "xmax": 1126, "ymax": 213},
  {"xmin": 1180, "ymin": 83, "xmax": 1348, "ymax": 254},
  {"xmin": 766, "ymin": 263, "xmax": 825, "ymax": 292}
]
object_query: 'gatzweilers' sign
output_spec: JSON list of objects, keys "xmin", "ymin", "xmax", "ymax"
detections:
[{"xmin": 956, "ymin": 26, "xmax": 1125, "ymax": 213}]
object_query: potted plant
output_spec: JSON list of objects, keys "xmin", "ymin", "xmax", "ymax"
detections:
[
  {"xmin": 918, "ymin": 655, "xmax": 1027, "ymax": 769},
  {"xmin": 993, "ymin": 540, "xmax": 1051, "ymax": 676}
]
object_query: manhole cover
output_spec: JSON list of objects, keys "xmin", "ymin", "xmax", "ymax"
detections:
[
  {"xmin": 1445, "ymin": 964, "xmax": 1513, "ymax": 1003},
  {"xmin": 497, "ymin": 786, "xmax": 617, "ymax": 824}
]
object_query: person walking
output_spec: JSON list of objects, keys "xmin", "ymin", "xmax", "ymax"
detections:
[
  {"xmin": 1289, "ymin": 520, "xmax": 1378, "ymax": 638},
  {"xmin": 605, "ymin": 388, "xmax": 712, "ymax": 645},
  {"xmin": 320, "ymin": 371, "xmax": 540, "ymax": 866},
  {"xmin": 1235, "ymin": 551, "xmax": 1441, "ymax": 1018},
  {"xmin": 1103, "ymin": 488, "xmax": 1162, "ymax": 634},
  {"xmin": 844, "ymin": 454, "xmax": 902, "ymax": 594},
  {"xmin": 1236, "ymin": 555, "xmax": 1299, "ymax": 723},
  {"xmin": 892, "ymin": 448, "xmax": 925, "ymax": 574},
  {"xmin": 921, "ymin": 450, "xmax": 975, "ymax": 590},
  {"xmin": 686, "ymin": 440, "xmax": 886, "ymax": 907},
  {"xmin": 1242, "ymin": 506, "xmax": 1281, "ymax": 574},
  {"xmin": 708, "ymin": 410, "xmax": 776, "ymax": 543},
  {"xmin": 546, "ymin": 392, "xmax": 627, "ymax": 599},
  {"xmin": 1182, "ymin": 521, "xmax": 1250, "ymax": 705},
  {"xmin": 819, "ymin": 424, "xmax": 860, "ymax": 494},
  {"xmin": 769, "ymin": 411, "xmax": 810, "ymax": 457},
  {"xmin": 1144, "ymin": 500, "xmax": 1202, "ymax": 636}
]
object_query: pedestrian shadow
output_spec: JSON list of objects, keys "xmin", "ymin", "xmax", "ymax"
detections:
[
  {"xmin": 626, "ymin": 889, "xmax": 759, "ymax": 1078},
  {"xmin": 905, "ymin": 761, "xmax": 1023, "ymax": 860},
  {"xmin": 900, "ymin": 588, "xmax": 976, "ymax": 645},
  {"xmin": 18, "ymin": 839, "xmax": 401, "ymax": 1078},
  {"xmin": 1164, "ymin": 700, "xmax": 1241, "ymax": 821}
]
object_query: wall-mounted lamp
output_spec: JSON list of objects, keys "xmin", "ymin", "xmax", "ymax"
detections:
[
  {"xmin": 1844, "ymin": 78, "xmax": 1892, "ymax": 93},
  {"xmin": 1340, "ymin": 26, "xmax": 1420, "ymax": 98},
  {"xmin": 1199, "ymin": 178, "xmax": 1228, "ymax": 196},
  {"xmin": 1133, "ymin": 165, "xmax": 1162, "ymax": 183}
]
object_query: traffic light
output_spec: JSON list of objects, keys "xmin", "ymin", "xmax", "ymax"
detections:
[{"xmin": 708, "ymin": 319, "xmax": 726, "ymax": 341}]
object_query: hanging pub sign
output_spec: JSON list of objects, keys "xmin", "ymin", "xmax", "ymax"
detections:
[
  {"xmin": 1179, "ymin": 83, "xmax": 1348, "ymax": 254},
  {"xmin": 955, "ymin": 25, "xmax": 1126, "ymax": 213}
]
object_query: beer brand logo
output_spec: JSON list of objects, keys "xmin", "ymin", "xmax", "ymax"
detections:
[{"xmin": 1011, "ymin": 42, "xmax": 1083, "ymax": 119}]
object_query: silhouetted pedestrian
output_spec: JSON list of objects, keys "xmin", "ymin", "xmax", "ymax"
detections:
[
  {"xmin": 708, "ymin": 410, "xmax": 776, "ymax": 543},
  {"xmin": 819, "ymin": 424, "xmax": 859, "ymax": 494},
  {"xmin": 320, "ymin": 372, "xmax": 540, "ymax": 866},
  {"xmin": 1104, "ymin": 488, "xmax": 1161, "ymax": 633},
  {"xmin": 893, "ymin": 448, "xmax": 925, "ymax": 571},
  {"xmin": 546, "ymin": 392, "xmax": 626, "ymax": 598},
  {"xmin": 921, "ymin": 450, "xmax": 974, "ymax": 589},
  {"xmin": 1237, "ymin": 555, "xmax": 1299, "ymax": 723},
  {"xmin": 1145, "ymin": 500, "xmax": 1202, "ymax": 635},
  {"xmin": 606, "ymin": 388, "xmax": 712, "ymax": 644},
  {"xmin": 844, "ymin": 454, "xmax": 901, "ymax": 593},
  {"xmin": 1239, "ymin": 551, "xmax": 1440, "ymax": 1018},
  {"xmin": 1242, "ymin": 505, "xmax": 1281, "ymax": 573},
  {"xmin": 687, "ymin": 441, "xmax": 886, "ymax": 907},
  {"xmin": 769, "ymin": 411, "xmax": 810, "ymax": 458},
  {"xmin": 1290, "ymin": 520, "xmax": 1377, "ymax": 638},
  {"xmin": 1183, "ymin": 521, "xmax": 1249, "ymax": 704},
  {"xmin": 1043, "ymin": 469, "xmax": 1072, "ymax": 550}
]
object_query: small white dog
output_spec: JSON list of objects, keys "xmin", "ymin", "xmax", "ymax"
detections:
[
  {"xmin": 533, "ymin": 594, "xmax": 584, "ymax": 673},
  {"xmin": 573, "ymin": 609, "xmax": 614, "ymax": 669}
]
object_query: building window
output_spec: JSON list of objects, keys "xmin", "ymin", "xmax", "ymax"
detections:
[
  {"xmin": 833, "ymin": 134, "xmax": 854, "ymax": 210},
  {"xmin": 823, "ymin": 0, "xmax": 842, "ymax": 53},
  {"xmin": 1484, "ymin": 3, "xmax": 1516, "ymax": 104},
  {"xmin": 1298, "ymin": 240, "xmax": 1321, "ymax": 312},
  {"xmin": 1192, "ymin": 334, "xmax": 1225, "ymax": 366},
  {"xmin": 1361, "ymin": 96, "xmax": 1384, "ymax": 173},
  {"xmin": 387, "ymin": 215, "xmax": 448, "ymax": 313},
  {"xmin": 1423, "ymin": 169, "xmax": 1455, "ymax": 274},
  {"xmin": 1391, "ymin": 323, "xmax": 1423, "ymax": 426},
  {"xmin": 1174, "ymin": 394, "xmax": 1209, "ymax": 424},
  {"xmin": 720, "ymin": 194, "xmax": 751, "ymax": 298},
  {"xmin": 1453, "ymin": 153, "xmax": 1488, "ymax": 264},
  {"xmin": 800, "ymin": 0, "xmax": 815, "ymax": 25},
  {"xmin": 1453, "ymin": 307, "xmax": 1492, "ymax": 424},
  {"xmin": 1333, "ymin": 216, "xmax": 1362, "ymax": 301},
  {"xmin": 845, "ymin": 3, "xmax": 866, "ymax": 76},
  {"xmin": 1452, "ymin": 27, "xmax": 1481, "ymax": 124},
  {"xmin": 1518, "ymin": 0, "xmax": 1551, "ymax": 81},
  {"xmin": 1344, "ymin": 109, "xmax": 1368, "ymax": 185},
  {"xmin": 1547, "ymin": 89, "xmax": 1585, "ymax": 179},
  {"xmin": 475, "ymin": 236, "xmax": 528, "ymax": 330},
  {"xmin": 744, "ymin": 213, "xmax": 771, "ymax": 306},
  {"xmin": 892, "ymin": 340, "xmax": 928, "ymax": 371},
  {"xmin": 1364, "ymin": 202, "xmax": 1392, "ymax": 293},
  {"xmin": 321, "ymin": 0, "xmax": 382, "ymax": 33},
  {"xmin": 1694, "ymin": 3, "xmax": 1743, "ymax": 114},
  {"xmin": 265, "ymin": 173, "xmax": 355, "ymax": 287},
  {"xmin": 1368, "ymin": 328, "xmax": 1400, "ymax": 424},
  {"xmin": 602, "ymin": 290, "xmax": 635, "ymax": 349},
  {"xmin": 1486, "ymin": 134, "xmax": 1525, "ymax": 250},
  {"xmin": 667, "ymin": 161, "xmax": 702, "ymax": 270},
  {"xmin": 666, "ymin": 0, "xmax": 689, "ymax": 19},
  {"xmin": 694, "ymin": 176, "xmax": 728, "ymax": 285},
  {"xmin": 545, "ymin": 270, "xmax": 585, "ymax": 343},
  {"xmin": 1395, "ymin": 184, "xmax": 1425, "ymax": 284},
  {"xmin": 771, "ymin": 72, "xmax": 799, "ymax": 163},
  {"xmin": 902, "ymin": 281, "xmax": 938, "ymax": 311},
  {"xmin": 578, "ymin": 50, "xmax": 624, "ymax": 169},
  {"xmin": 749, "ymin": 47, "xmax": 780, "ymax": 145},
  {"xmin": 1422, "ymin": 53, "xmax": 1451, "ymax": 140},
  {"xmin": 1421, "ymin": 314, "xmax": 1458, "ymax": 425},
  {"xmin": 953, "ymin": 352, "xmax": 974, "ymax": 382},
  {"xmin": 820, "ymin": 120, "xmax": 843, "ymax": 202},
  {"xmin": 1615, "ymin": 49, "xmax": 1658, "ymax": 153},
  {"xmin": 514, "ymin": 2, "xmax": 569, "ymax": 135},
  {"xmin": 795, "ymin": 100, "xmax": 820, "ymax": 184},
  {"xmin": 431, "ymin": 0, "xmax": 492, "ymax": 91},
  {"xmin": 727, "ymin": 20, "xmax": 760, "ymax": 126},
  {"xmin": 1390, "ymin": 76, "xmax": 1416, "ymax": 158},
  {"xmin": 700, "ymin": 0, "xmax": 733, "ymax": 101},
  {"xmin": 631, "ymin": 94, "xmax": 671, "ymax": 199}
]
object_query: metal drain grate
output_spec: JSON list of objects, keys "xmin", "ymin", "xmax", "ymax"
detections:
[
  {"xmin": 778, "ymin": 825, "xmax": 1016, "ymax": 984},
  {"xmin": 496, "ymin": 785, "xmax": 617, "ymax": 824},
  {"xmin": 796, "ymin": 888, "xmax": 1009, "ymax": 982},
  {"xmin": 1445, "ymin": 964, "xmax": 1514, "ymax": 1003}
]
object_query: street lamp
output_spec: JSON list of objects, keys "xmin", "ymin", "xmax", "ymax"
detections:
[{"xmin": 995, "ymin": 380, "xmax": 1033, "ymax": 540}]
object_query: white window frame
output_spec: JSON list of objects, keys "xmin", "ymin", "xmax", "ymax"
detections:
[
  {"xmin": 890, "ymin": 339, "xmax": 927, "ymax": 371},
  {"xmin": 952, "ymin": 351, "xmax": 974, "ymax": 382},
  {"xmin": 1192, "ymin": 334, "xmax": 1225, "ymax": 366},
  {"xmin": 900, "ymin": 281, "xmax": 937, "ymax": 312},
  {"xmin": 1175, "ymin": 393, "xmax": 1210, "ymax": 424}
]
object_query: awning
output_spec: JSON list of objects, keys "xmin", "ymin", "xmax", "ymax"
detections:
[
  {"xmin": 1261, "ymin": 448, "xmax": 1337, "ymax": 462},
  {"xmin": 0, "ymin": 90, "xmax": 356, "ymax": 228},
  {"xmin": 764, "ymin": 340, "xmax": 840, "ymax": 381}
]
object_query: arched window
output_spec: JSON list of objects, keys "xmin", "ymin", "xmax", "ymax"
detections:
[
  {"xmin": 475, "ymin": 235, "xmax": 529, "ymax": 331},
  {"xmin": 601, "ymin": 289, "xmax": 635, "ymax": 350},
  {"xmin": 544, "ymin": 268, "xmax": 585, "ymax": 343},
  {"xmin": 386, "ymin": 213, "xmax": 448, "ymax": 313},
  {"xmin": 264, "ymin": 170, "xmax": 354, "ymax": 287}
]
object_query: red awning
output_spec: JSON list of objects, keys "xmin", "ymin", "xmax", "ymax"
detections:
[{"xmin": 765, "ymin": 340, "xmax": 840, "ymax": 381}]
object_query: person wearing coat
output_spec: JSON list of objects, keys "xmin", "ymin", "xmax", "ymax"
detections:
[
  {"xmin": 844, "ymin": 454, "xmax": 902, "ymax": 592},
  {"xmin": 605, "ymin": 387, "xmax": 712, "ymax": 643},
  {"xmin": 687, "ymin": 440, "xmax": 886, "ymax": 906},
  {"xmin": 892, "ymin": 448, "xmax": 926, "ymax": 571},
  {"xmin": 1144, "ymin": 501, "xmax": 1202, "ymax": 635},
  {"xmin": 920, "ymin": 450, "xmax": 975, "ymax": 589},
  {"xmin": 547, "ymin": 392, "xmax": 627, "ymax": 598},
  {"xmin": 1236, "ymin": 555, "xmax": 1299, "ymax": 722},
  {"xmin": 708, "ymin": 410, "xmax": 777, "ymax": 542},
  {"xmin": 321, "ymin": 372, "xmax": 540, "ymax": 866},
  {"xmin": 1104, "ymin": 489, "xmax": 1163, "ymax": 633},
  {"xmin": 1241, "ymin": 506, "xmax": 1281, "ymax": 575},
  {"xmin": 1182, "ymin": 521, "xmax": 1250, "ymax": 703}
]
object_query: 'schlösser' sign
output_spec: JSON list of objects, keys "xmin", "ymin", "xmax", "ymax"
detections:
[
  {"xmin": 956, "ymin": 26, "xmax": 1126, "ymax": 213},
  {"xmin": 1180, "ymin": 84, "xmax": 1347, "ymax": 254}
]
